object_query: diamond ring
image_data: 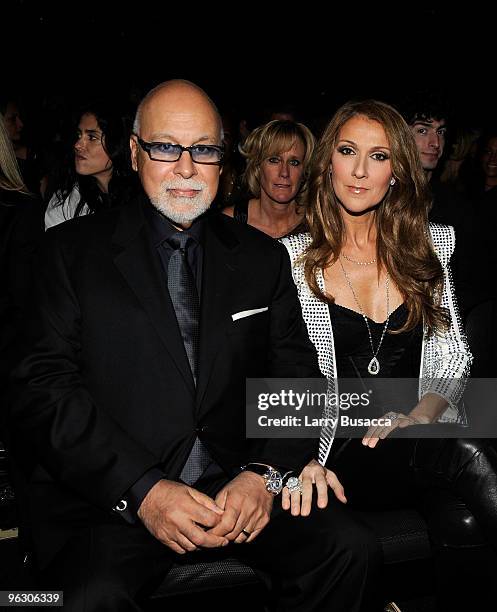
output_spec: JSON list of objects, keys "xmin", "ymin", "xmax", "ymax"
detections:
[
  {"xmin": 286, "ymin": 476, "xmax": 303, "ymax": 494},
  {"xmin": 385, "ymin": 412, "xmax": 399, "ymax": 421}
]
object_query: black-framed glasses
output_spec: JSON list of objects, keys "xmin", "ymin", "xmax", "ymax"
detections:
[{"xmin": 134, "ymin": 135, "xmax": 224, "ymax": 165}]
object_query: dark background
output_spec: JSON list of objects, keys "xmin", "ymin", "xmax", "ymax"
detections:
[{"xmin": 3, "ymin": 2, "xmax": 494, "ymax": 134}]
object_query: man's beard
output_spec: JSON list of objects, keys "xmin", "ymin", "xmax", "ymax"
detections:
[{"xmin": 150, "ymin": 178, "xmax": 212, "ymax": 225}]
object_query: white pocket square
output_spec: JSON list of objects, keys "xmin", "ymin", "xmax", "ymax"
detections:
[{"xmin": 231, "ymin": 307, "xmax": 269, "ymax": 321}]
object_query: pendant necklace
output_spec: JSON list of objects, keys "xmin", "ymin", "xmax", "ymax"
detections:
[{"xmin": 338, "ymin": 257, "xmax": 390, "ymax": 375}]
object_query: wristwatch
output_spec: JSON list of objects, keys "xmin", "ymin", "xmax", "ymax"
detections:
[{"xmin": 241, "ymin": 463, "xmax": 292, "ymax": 496}]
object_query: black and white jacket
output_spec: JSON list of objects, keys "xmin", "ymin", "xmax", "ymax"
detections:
[{"xmin": 282, "ymin": 224, "xmax": 472, "ymax": 465}]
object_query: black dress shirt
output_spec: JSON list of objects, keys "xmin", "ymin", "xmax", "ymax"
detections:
[
  {"xmin": 144, "ymin": 202, "xmax": 204, "ymax": 295},
  {"xmin": 116, "ymin": 203, "xmax": 206, "ymax": 518}
]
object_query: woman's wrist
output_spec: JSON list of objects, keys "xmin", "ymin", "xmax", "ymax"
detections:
[{"xmin": 406, "ymin": 411, "xmax": 432, "ymax": 424}]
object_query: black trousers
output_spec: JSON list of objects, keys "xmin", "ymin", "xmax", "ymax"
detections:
[{"xmin": 35, "ymin": 481, "xmax": 381, "ymax": 612}]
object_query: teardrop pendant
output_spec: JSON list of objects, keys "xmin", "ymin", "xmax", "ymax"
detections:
[{"xmin": 367, "ymin": 357, "xmax": 380, "ymax": 375}]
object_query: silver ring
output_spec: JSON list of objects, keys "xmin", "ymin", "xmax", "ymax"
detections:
[
  {"xmin": 241, "ymin": 529, "xmax": 251, "ymax": 537},
  {"xmin": 286, "ymin": 476, "xmax": 303, "ymax": 494},
  {"xmin": 385, "ymin": 412, "xmax": 399, "ymax": 421}
]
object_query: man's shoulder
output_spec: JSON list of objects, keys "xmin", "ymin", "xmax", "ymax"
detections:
[{"xmin": 45, "ymin": 202, "xmax": 129, "ymax": 245}]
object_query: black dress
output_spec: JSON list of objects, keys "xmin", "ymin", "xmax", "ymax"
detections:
[
  {"xmin": 328, "ymin": 302, "xmax": 424, "ymax": 510},
  {"xmin": 232, "ymin": 200, "xmax": 307, "ymax": 238}
]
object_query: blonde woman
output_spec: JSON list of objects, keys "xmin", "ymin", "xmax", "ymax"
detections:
[
  {"xmin": 223, "ymin": 119, "xmax": 314, "ymax": 238},
  {"xmin": 0, "ymin": 113, "xmax": 43, "ymax": 389}
]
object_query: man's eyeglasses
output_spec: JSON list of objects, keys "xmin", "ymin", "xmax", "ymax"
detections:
[{"xmin": 134, "ymin": 135, "xmax": 224, "ymax": 165}]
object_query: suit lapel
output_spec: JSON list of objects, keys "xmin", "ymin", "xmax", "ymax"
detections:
[
  {"xmin": 195, "ymin": 214, "xmax": 240, "ymax": 412},
  {"xmin": 112, "ymin": 198, "xmax": 195, "ymax": 395}
]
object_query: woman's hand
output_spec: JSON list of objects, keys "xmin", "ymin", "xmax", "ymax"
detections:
[
  {"xmin": 281, "ymin": 459, "xmax": 347, "ymax": 516},
  {"xmin": 362, "ymin": 411, "xmax": 430, "ymax": 448}
]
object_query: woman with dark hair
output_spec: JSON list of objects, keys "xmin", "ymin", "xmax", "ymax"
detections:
[
  {"xmin": 44, "ymin": 101, "xmax": 134, "ymax": 228},
  {"xmin": 223, "ymin": 119, "xmax": 315, "ymax": 238},
  {"xmin": 463, "ymin": 127, "xmax": 497, "ymax": 202}
]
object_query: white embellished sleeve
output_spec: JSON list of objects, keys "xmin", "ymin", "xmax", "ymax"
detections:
[{"xmin": 421, "ymin": 225, "xmax": 473, "ymax": 422}]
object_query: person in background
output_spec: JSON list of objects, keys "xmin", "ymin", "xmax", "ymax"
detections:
[
  {"xmin": 1, "ymin": 114, "xmax": 43, "ymax": 540},
  {"xmin": 401, "ymin": 92, "xmax": 494, "ymax": 375},
  {"xmin": 439, "ymin": 124, "xmax": 481, "ymax": 194},
  {"xmin": 460, "ymin": 127, "xmax": 497, "ymax": 374},
  {"xmin": 1, "ymin": 95, "xmax": 44, "ymax": 196},
  {"xmin": 465, "ymin": 127, "xmax": 497, "ymax": 201},
  {"xmin": 223, "ymin": 119, "xmax": 315, "ymax": 238},
  {"xmin": 0, "ymin": 113, "xmax": 43, "ymax": 402},
  {"xmin": 44, "ymin": 100, "xmax": 135, "ymax": 228},
  {"xmin": 212, "ymin": 110, "xmax": 244, "ymax": 208}
]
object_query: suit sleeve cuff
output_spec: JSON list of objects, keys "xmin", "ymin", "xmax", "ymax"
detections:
[{"xmin": 112, "ymin": 468, "xmax": 165, "ymax": 523}]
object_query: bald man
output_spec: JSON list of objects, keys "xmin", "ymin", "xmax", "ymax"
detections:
[{"xmin": 11, "ymin": 81, "xmax": 380, "ymax": 611}]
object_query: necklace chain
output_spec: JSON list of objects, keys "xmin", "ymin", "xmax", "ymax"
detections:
[
  {"xmin": 338, "ymin": 257, "xmax": 390, "ymax": 375},
  {"xmin": 341, "ymin": 252, "xmax": 377, "ymax": 266}
]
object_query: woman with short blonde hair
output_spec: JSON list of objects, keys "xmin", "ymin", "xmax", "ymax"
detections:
[{"xmin": 223, "ymin": 119, "xmax": 315, "ymax": 239}]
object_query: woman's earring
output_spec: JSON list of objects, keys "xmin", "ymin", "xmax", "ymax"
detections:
[{"xmin": 390, "ymin": 177, "xmax": 396, "ymax": 186}]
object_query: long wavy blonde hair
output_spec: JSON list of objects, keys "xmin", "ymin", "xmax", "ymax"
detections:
[
  {"xmin": 303, "ymin": 99, "xmax": 448, "ymax": 334},
  {"xmin": 0, "ymin": 112, "xmax": 29, "ymax": 193}
]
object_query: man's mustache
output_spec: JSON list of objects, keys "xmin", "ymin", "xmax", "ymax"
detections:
[{"xmin": 160, "ymin": 179, "xmax": 207, "ymax": 191}]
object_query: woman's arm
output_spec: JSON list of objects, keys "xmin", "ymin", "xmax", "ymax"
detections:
[
  {"xmin": 420, "ymin": 230, "xmax": 473, "ymax": 420},
  {"xmin": 363, "ymin": 225, "xmax": 473, "ymax": 447}
]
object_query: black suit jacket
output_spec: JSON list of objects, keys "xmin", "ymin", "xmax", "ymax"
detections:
[{"xmin": 10, "ymin": 194, "xmax": 320, "ymax": 564}]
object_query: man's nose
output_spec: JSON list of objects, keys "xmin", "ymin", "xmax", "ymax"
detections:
[
  {"xmin": 428, "ymin": 133, "xmax": 440, "ymax": 149},
  {"xmin": 174, "ymin": 150, "xmax": 197, "ymax": 179}
]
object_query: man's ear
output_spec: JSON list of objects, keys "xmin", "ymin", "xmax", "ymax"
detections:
[{"xmin": 130, "ymin": 136, "xmax": 138, "ymax": 172}]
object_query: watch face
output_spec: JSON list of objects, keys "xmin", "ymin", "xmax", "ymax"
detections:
[{"xmin": 265, "ymin": 469, "xmax": 283, "ymax": 495}]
